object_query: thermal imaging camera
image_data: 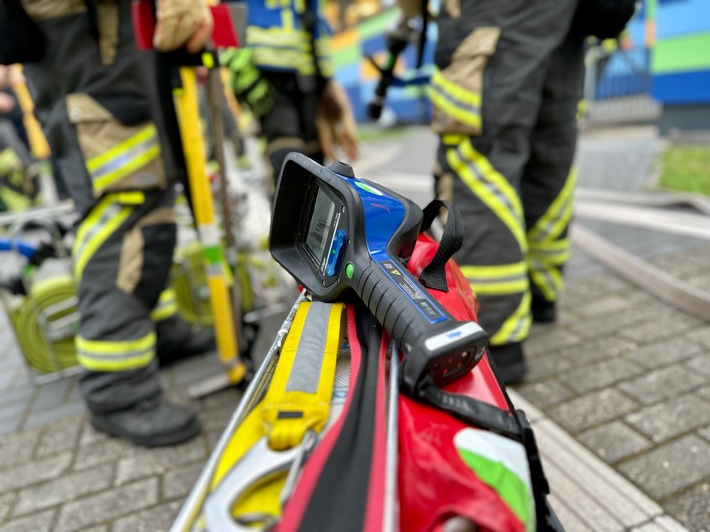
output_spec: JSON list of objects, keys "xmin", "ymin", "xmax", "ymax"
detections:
[{"xmin": 269, "ymin": 154, "xmax": 489, "ymax": 395}]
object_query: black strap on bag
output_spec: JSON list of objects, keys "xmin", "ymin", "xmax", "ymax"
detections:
[
  {"xmin": 0, "ymin": 0, "xmax": 47, "ymax": 65},
  {"xmin": 419, "ymin": 199, "xmax": 465, "ymax": 292},
  {"xmin": 416, "ymin": 199, "xmax": 562, "ymax": 531}
]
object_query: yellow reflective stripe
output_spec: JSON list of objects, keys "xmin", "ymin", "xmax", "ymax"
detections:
[
  {"xmin": 86, "ymin": 125, "xmax": 157, "ymax": 172},
  {"xmin": 491, "ymin": 291, "xmax": 531, "ymax": 346},
  {"xmin": 151, "ymin": 288, "xmax": 179, "ymax": 321},
  {"xmin": 430, "ymin": 69, "xmax": 482, "ymax": 129},
  {"xmin": 247, "ymin": 27, "xmax": 311, "ymax": 50},
  {"xmin": 529, "ymin": 242, "xmax": 571, "ymax": 266},
  {"xmin": 462, "ymin": 262, "xmax": 528, "ymax": 296},
  {"xmin": 528, "ymin": 167, "xmax": 577, "ymax": 243},
  {"xmin": 448, "ymin": 140, "xmax": 526, "ymax": 251},
  {"xmin": 73, "ymin": 196, "xmax": 133, "ymax": 279},
  {"xmin": 529, "ymin": 259, "xmax": 565, "ymax": 301},
  {"xmin": 252, "ymin": 50, "xmax": 315, "ymax": 74},
  {"xmin": 460, "ymin": 262, "xmax": 527, "ymax": 279},
  {"xmin": 469, "ymin": 278, "xmax": 528, "ymax": 296},
  {"xmin": 86, "ymin": 125, "xmax": 161, "ymax": 192},
  {"xmin": 76, "ymin": 332, "xmax": 156, "ymax": 371}
]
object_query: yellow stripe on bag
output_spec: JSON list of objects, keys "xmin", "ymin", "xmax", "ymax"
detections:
[{"xmin": 207, "ymin": 301, "xmax": 346, "ymax": 522}]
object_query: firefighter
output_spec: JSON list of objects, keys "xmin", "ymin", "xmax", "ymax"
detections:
[
  {"xmin": 7, "ymin": 0, "xmax": 214, "ymax": 446},
  {"xmin": 220, "ymin": 0, "xmax": 358, "ymax": 193},
  {"xmin": 397, "ymin": 0, "xmax": 588, "ymax": 383}
]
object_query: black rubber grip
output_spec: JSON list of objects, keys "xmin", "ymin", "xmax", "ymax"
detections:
[{"xmin": 354, "ymin": 258, "xmax": 488, "ymax": 394}]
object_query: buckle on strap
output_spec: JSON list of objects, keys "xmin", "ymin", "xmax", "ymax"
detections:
[{"xmin": 203, "ymin": 431, "xmax": 317, "ymax": 532}]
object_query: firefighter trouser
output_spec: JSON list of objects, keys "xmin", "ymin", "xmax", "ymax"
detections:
[
  {"xmin": 260, "ymin": 71, "xmax": 322, "ymax": 193},
  {"xmin": 22, "ymin": 0, "xmax": 180, "ymax": 414},
  {"xmin": 431, "ymin": 0, "xmax": 585, "ymax": 346}
]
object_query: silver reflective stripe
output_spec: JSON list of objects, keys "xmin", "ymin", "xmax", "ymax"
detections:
[{"xmin": 286, "ymin": 302, "xmax": 333, "ymax": 394}]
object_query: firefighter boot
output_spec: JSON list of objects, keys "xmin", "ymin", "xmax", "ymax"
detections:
[
  {"xmin": 531, "ymin": 295, "xmax": 557, "ymax": 323},
  {"xmin": 155, "ymin": 314, "xmax": 216, "ymax": 366},
  {"xmin": 89, "ymin": 398, "xmax": 201, "ymax": 447},
  {"xmin": 488, "ymin": 343, "xmax": 527, "ymax": 385}
]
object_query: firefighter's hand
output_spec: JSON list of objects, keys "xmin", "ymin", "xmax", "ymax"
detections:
[
  {"xmin": 220, "ymin": 48, "xmax": 275, "ymax": 116},
  {"xmin": 316, "ymin": 80, "xmax": 359, "ymax": 162},
  {"xmin": 153, "ymin": 0, "xmax": 213, "ymax": 54}
]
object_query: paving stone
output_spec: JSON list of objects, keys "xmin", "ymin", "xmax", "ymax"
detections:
[
  {"xmin": 617, "ymin": 366, "xmax": 707, "ymax": 406},
  {"xmin": 525, "ymin": 327, "xmax": 583, "ymax": 358},
  {"xmin": 620, "ymin": 317, "xmax": 697, "ymax": 346},
  {"xmin": 0, "ymin": 424, "xmax": 42, "ymax": 466},
  {"xmin": 561, "ymin": 357, "xmax": 646, "ymax": 394},
  {"xmin": 163, "ymin": 461, "xmax": 205, "ymax": 501},
  {"xmin": 0, "ymin": 493, "xmax": 14, "ymax": 522},
  {"xmin": 625, "ymin": 337, "xmax": 704, "ymax": 370},
  {"xmin": 23, "ymin": 401, "xmax": 86, "ymax": 429},
  {"xmin": 573, "ymin": 293, "xmax": 639, "ymax": 319},
  {"xmin": 0, "ymin": 402, "xmax": 26, "ymax": 434},
  {"xmin": 0, "ymin": 451, "xmax": 72, "ymax": 492},
  {"xmin": 685, "ymin": 354, "xmax": 710, "ymax": 378},
  {"xmin": 625, "ymin": 395, "xmax": 710, "ymax": 443},
  {"xmin": 699, "ymin": 425, "xmax": 710, "ymax": 443},
  {"xmin": 55, "ymin": 477, "xmax": 159, "ymax": 532},
  {"xmin": 618, "ymin": 435, "xmax": 710, "ymax": 500},
  {"xmin": 662, "ymin": 482, "xmax": 710, "ymax": 532},
  {"xmin": 115, "ymin": 437, "xmax": 207, "ymax": 485},
  {"xmin": 12, "ymin": 464, "xmax": 114, "ymax": 517},
  {"xmin": 548, "ymin": 388, "xmax": 639, "ymax": 433},
  {"xmin": 523, "ymin": 353, "xmax": 574, "ymax": 382},
  {"xmin": 578, "ymin": 421, "xmax": 653, "ymax": 464},
  {"xmin": 515, "ymin": 379, "xmax": 576, "ymax": 408},
  {"xmin": 555, "ymin": 335, "xmax": 638, "ymax": 365},
  {"xmin": 567, "ymin": 303, "xmax": 659, "ymax": 339},
  {"xmin": 0, "ymin": 385, "xmax": 34, "ymax": 409},
  {"xmin": 684, "ymin": 327, "xmax": 710, "ymax": 350},
  {"xmin": 73, "ymin": 434, "xmax": 138, "ymax": 471},
  {"xmin": 698, "ymin": 385, "xmax": 710, "ymax": 402},
  {"xmin": 35, "ymin": 414, "xmax": 83, "ymax": 458},
  {"xmin": 199, "ymin": 405, "xmax": 237, "ymax": 433},
  {"xmin": 31, "ymin": 378, "xmax": 71, "ymax": 410},
  {"xmin": 0, "ymin": 508, "xmax": 55, "ymax": 532},
  {"xmin": 112, "ymin": 500, "xmax": 182, "ymax": 532}
]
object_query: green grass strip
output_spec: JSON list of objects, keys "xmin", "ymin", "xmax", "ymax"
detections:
[{"xmin": 658, "ymin": 145, "xmax": 710, "ymax": 196}]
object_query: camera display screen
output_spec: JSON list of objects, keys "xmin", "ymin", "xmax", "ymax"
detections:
[{"xmin": 305, "ymin": 188, "xmax": 336, "ymax": 264}]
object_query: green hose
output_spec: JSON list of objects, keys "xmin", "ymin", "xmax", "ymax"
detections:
[{"xmin": 9, "ymin": 276, "xmax": 79, "ymax": 374}]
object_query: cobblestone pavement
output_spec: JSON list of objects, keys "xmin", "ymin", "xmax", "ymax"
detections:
[{"xmin": 1, "ymin": 126, "xmax": 709, "ymax": 531}]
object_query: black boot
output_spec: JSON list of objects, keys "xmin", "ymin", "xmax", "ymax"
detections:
[
  {"xmin": 531, "ymin": 296, "xmax": 557, "ymax": 323},
  {"xmin": 488, "ymin": 343, "xmax": 527, "ymax": 385},
  {"xmin": 155, "ymin": 314, "xmax": 216, "ymax": 366},
  {"xmin": 89, "ymin": 398, "xmax": 201, "ymax": 447}
]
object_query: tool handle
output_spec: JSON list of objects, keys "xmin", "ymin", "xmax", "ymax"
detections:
[{"xmin": 354, "ymin": 257, "xmax": 488, "ymax": 394}]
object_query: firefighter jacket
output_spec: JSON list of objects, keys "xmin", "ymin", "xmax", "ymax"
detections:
[{"xmin": 240, "ymin": 0, "xmax": 334, "ymax": 79}]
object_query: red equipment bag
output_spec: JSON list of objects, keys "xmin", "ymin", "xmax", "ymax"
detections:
[{"xmin": 277, "ymin": 200, "xmax": 560, "ymax": 532}]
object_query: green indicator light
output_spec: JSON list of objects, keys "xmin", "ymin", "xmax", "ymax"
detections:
[
  {"xmin": 354, "ymin": 181, "xmax": 383, "ymax": 196},
  {"xmin": 345, "ymin": 263, "xmax": 354, "ymax": 278}
]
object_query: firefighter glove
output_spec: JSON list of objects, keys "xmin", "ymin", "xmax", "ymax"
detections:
[
  {"xmin": 153, "ymin": 0, "xmax": 213, "ymax": 54},
  {"xmin": 220, "ymin": 48, "xmax": 275, "ymax": 117}
]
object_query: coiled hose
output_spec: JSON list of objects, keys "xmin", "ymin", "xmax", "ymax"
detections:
[{"xmin": 9, "ymin": 276, "xmax": 79, "ymax": 374}]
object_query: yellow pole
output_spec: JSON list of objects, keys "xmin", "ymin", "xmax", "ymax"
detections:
[
  {"xmin": 172, "ymin": 66, "xmax": 246, "ymax": 385},
  {"xmin": 10, "ymin": 65, "xmax": 51, "ymax": 160}
]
